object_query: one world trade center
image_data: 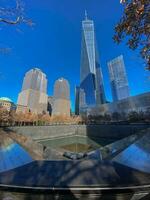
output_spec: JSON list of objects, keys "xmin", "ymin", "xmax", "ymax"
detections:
[{"xmin": 79, "ymin": 11, "xmax": 106, "ymax": 111}]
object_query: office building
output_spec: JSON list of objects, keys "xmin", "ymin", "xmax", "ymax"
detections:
[
  {"xmin": 108, "ymin": 55, "xmax": 130, "ymax": 101},
  {"xmin": 80, "ymin": 11, "xmax": 106, "ymax": 111},
  {"xmin": 16, "ymin": 104, "xmax": 30, "ymax": 114},
  {"xmin": 52, "ymin": 78, "xmax": 70, "ymax": 116},
  {"xmin": 75, "ymin": 86, "xmax": 80, "ymax": 115},
  {"xmin": 82, "ymin": 92, "xmax": 150, "ymax": 116},
  {"xmin": 47, "ymin": 96, "xmax": 54, "ymax": 115},
  {"xmin": 0, "ymin": 97, "xmax": 16, "ymax": 112},
  {"xmin": 17, "ymin": 68, "xmax": 48, "ymax": 114}
]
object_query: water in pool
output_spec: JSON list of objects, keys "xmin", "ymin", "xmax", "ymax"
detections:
[{"xmin": 38, "ymin": 136, "xmax": 115, "ymax": 153}]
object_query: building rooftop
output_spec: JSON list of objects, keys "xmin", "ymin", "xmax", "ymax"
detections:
[
  {"xmin": 33, "ymin": 68, "xmax": 41, "ymax": 71},
  {"xmin": 0, "ymin": 97, "xmax": 13, "ymax": 102}
]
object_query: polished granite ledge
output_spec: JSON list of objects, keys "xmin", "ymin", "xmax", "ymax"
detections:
[
  {"xmin": 0, "ymin": 160, "xmax": 150, "ymax": 190},
  {"xmin": 0, "ymin": 188, "xmax": 149, "ymax": 200}
]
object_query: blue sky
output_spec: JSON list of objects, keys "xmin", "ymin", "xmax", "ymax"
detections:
[{"xmin": 0, "ymin": 0, "xmax": 149, "ymax": 110}]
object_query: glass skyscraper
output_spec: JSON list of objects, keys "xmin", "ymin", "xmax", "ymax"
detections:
[
  {"xmin": 80, "ymin": 11, "xmax": 106, "ymax": 110},
  {"xmin": 75, "ymin": 86, "xmax": 80, "ymax": 115},
  {"xmin": 108, "ymin": 55, "xmax": 130, "ymax": 101}
]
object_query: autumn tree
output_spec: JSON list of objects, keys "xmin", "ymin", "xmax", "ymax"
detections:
[
  {"xmin": 41, "ymin": 114, "xmax": 51, "ymax": 125},
  {"xmin": 0, "ymin": 107, "xmax": 9, "ymax": 125},
  {"xmin": 9, "ymin": 110, "xmax": 17, "ymax": 125},
  {"xmin": 127, "ymin": 111, "xmax": 139, "ymax": 122},
  {"xmin": 114, "ymin": 0, "xmax": 150, "ymax": 70}
]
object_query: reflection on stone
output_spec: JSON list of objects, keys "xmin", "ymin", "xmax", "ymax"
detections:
[
  {"xmin": 0, "ymin": 133, "xmax": 33, "ymax": 173},
  {"xmin": 113, "ymin": 132, "xmax": 150, "ymax": 173}
]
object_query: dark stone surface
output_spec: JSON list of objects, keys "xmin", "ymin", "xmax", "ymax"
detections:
[
  {"xmin": 9, "ymin": 124, "xmax": 150, "ymax": 141},
  {"xmin": 0, "ymin": 189, "xmax": 141, "ymax": 200},
  {"xmin": 1, "ymin": 128, "xmax": 150, "ymax": 199},
  {"xmin": 0, "ymin": 160, "xmax": 150, "ymax": 189}
]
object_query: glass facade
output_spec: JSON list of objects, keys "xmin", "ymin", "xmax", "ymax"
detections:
[
  {"xmin": 80, "ymin": 12, "xmax": 105, "ymax": 110},
  {"xmin": 75, "ymin": 86, "xmax": 80, "ymax": 115},
  {"xmin": 108, "ymin": 55, "xmax": 130, "ymax": 101}
]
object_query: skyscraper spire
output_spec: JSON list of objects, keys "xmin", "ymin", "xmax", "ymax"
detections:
[{"xmin": 85, "ymin": 10, "xmax": 88, "ymax": 20}]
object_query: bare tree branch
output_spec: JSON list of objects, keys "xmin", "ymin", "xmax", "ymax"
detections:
[
  {"xmin": 0, "ymin": 0, "xmax": 34, "ymax": 55},
  {"xmin": 0, "ymin": 16, "xmax": 22, "ymax": 25},
  {"xmin": 0, "ymin": 0, "xmax": 33, "ymax": 26}
]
